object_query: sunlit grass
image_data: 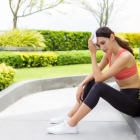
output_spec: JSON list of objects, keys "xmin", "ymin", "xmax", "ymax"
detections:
[{"xmin": 11, "ymin": 63, "xmax": 109, "ymax": 85}]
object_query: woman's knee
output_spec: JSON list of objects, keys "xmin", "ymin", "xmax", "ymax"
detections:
[
  {"xmin": 80, "ymin": 81, "xmax": 105, "ymax": 102},
  {"xmin": 90, "ymin": 82, "xmax": 106, "ymax": 91},
  {"xmin": 83, "ymin": 79, "xmax": 96, "ymax": 93},
  {"xmin": 80, "ymin": 79, "xmax": 96, "ymax": 101},
  {"xmin": 94, "ymin": 82, "xmax": 105, "ymax": 86},
  {"xmin": 84, "ymin": 79, "xmax": 96, "ymax": 89}
]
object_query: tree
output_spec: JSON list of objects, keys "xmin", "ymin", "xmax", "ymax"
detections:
[
  {"xmin": 73, "ymin": 0, "xmax": 127, "ymax": 27},
  {"xmin": 9, "ymin": 0, "xmax": 68, "ymax": 28}
]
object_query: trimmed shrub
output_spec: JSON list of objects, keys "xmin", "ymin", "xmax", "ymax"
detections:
[
  {"xmin": 0, "ymin": 50, "xmax": 139, "ymax": 68},
  {"xmin": 38, "ymin": 30, "xmax": 91, "ymax": 51},
  {"xmin": 15, "ymin": 52, "xmax": 58, "ymax": 67},
  {"xmin": 125, "ymin": 33, "xmax": 140, "ymax": 48},
  {"xmin": 115, "ymin": 33, "xmax": 140, "ymax": 48},
  {"xmin": 0, "ymin": 63, "xmax": 16, "ymax": 91},
  {"xmin": 55, "ymin": 50, "xmax": 103, "ymax": 65}
]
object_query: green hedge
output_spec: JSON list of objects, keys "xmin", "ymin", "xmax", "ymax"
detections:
[
  {"xmin": 0, "ymin": 51, "xmax": 58, "ymax": 68},
  {"xmin": 0, "ymin": 63, "xmax": 16, "ymax": 91},
  {"xmin": 37, "ymin": 30, "xmax": 91, "ymax": 51},
  {"xmin": 125, "ymin": 33, "xmax": 140, "ymax": 48},
  {"xmin": 55, "ymin": 50, "xmax": 103, "ymax": 65},
  {"xmin": 0, "ymin": 50, "xmax": 140, "ymax": 68},
  {"xmin": 38, "ymin": 30, "xmax": 140, "ymax": 51},
  {"xmin": 115, "ymin": 33, "xmax": 140, "ymax": 48},
  {"xmin": 0, "ymin": 51, "xmax": 23, "ymax": 68},
  {"xmin": 1, "ymin": 29, "xmax": 140, "ymax": 52},
  {"xmin": 0, "ymin": 51, "xmax": 104, "ymax": 68}
]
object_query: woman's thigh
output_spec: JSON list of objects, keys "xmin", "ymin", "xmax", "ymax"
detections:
[{"xmin": 83, "ymin": 82, "xmax": 140, "ymax": 117}]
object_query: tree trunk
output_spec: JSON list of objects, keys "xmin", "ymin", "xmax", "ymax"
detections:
[{"xmin": 13, "ymin": 16, "xmax": 17, "ymax": 29}]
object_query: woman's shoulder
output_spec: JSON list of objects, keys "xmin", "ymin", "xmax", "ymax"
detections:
[
  {"xmin": 121, "ymin": 50, "xmax": 136, "ymax": 68},
  {"xmin": 122, "ymin": 50, "xmax": 134, "ymax": 60}
]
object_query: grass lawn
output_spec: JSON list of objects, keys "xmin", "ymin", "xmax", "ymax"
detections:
[{"xmin": 10, "ymin": 63, "xmax": 109, "ymax": 85}]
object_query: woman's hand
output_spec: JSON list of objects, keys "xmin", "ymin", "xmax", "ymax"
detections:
[
  {"xmin": 76, "ymin": 84, "xmax": 84, "ymax": 104},
  {"xmin": 88, "ymin": 36, "xmax": 97, "ymax": 55}
]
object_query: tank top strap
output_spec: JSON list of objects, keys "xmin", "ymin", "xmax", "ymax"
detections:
[{"xmin": 116, "ymin": 49, "xmax": 127, "ymax": 58}]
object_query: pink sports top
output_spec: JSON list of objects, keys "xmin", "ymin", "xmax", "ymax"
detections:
[{"xmin": 109, "ymin": 49, "xmax": 138, "ymax": 80}]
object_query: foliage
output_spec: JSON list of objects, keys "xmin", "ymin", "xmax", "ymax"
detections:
[
  {"xmin": 0, "ymin": 29, "xmax": 47, "ymax": 50},
  {"xmin": 38, "ymin": 30, "xmax": 91, "ymax": 51},
  {"xmin": 0, "ymin": 63, "xmax": 16, "ymax": 91}
]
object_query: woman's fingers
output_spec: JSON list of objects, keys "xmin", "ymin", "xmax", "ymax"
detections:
[
  {"xmin": 76, "ymin": 94, "xmax": 79, "ymax": 103},
  {"xmin": 77, "ymin": 94, "xmax": 80, "ymax": 104},
  {"xmin": 81, "ymin": 89, "xmax": 84, "ymax": 100}
]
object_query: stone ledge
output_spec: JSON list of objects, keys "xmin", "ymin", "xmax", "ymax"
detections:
[
  {"xmin": 0, "ymin": 75, "xmax": 114, "ymax": 113},
  {"xmin": 121, "ymin": 113, "xmax": 140, "ymax": 140}
]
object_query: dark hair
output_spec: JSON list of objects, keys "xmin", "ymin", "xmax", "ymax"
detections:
[{"xmin": 95, "ymin": 26, "xmax": 134, "ymax": 56}]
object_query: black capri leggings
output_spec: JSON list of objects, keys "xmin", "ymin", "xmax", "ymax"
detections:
[{"xmin": 80, "ymin": 79, "xmax": 140, "ymax": 117}]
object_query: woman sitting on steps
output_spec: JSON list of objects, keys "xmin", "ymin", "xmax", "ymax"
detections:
[{"xmin": 47, "ymin": 26, "xmax": 140, "ymax": 135}]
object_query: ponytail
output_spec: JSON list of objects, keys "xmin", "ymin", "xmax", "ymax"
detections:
[{"xmin": 115, "ymin": 36, "xmax": 134, "ymax": 56}]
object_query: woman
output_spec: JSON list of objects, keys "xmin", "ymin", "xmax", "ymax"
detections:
[{"xmin": 47, "ymin": 26, "xmax": 140, "ymax": 134}]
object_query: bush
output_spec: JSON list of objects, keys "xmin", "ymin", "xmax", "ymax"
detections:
[
  {"xmin": 55, "ymin": 50, "xmax": 103, "ymax": 65},
  {"xmin": 0, "ymin": 51, "xmax": 104, "ymax": 68},
  {"xmin": 38, "ymin": 30, "xmax": 140, "ymax": 52},
  {"xmin": 115, "ymin": 33, "xmax": 140, "ymax": 48},
  {"xmin": 15, "ymin": 52, "xmax": 58, "ymax": 68},
  {"xmin": 0, "ymin": 49, "xmax": 139, "ymax": 68},
  {"xmin": 137, "ymin": 61, "xmax": 140, "ymax": 77},
  {"xmin": 0, "ymin": 63, "xmax": 16, "ymax": 91},
  {"xmin": 38, "ymin": 30, "xmax": 91, "ymax": 51},
  {"xmin": 0, "ymin": 51, "xmax": 58, "ymax": 68},
  {"xmin": 0, "ymin": 29, "xmax": 47, "ymax": 50},
  {"xmin": 0, "ymin": 51, "xmax": 23, "ymax": 68},
  {"xmin": 125, "ymin": 33, "xmax": 140, "ymax": 48}
]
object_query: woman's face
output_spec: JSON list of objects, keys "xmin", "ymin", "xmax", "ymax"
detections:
[{"xmin": 96, "ymin": 34, "xmax": 114, "ymax": 53}]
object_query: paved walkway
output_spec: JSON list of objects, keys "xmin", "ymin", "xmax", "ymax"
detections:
[{"xmin": 0, "ymin": 82, "xmax": 139, "ymax": 140}]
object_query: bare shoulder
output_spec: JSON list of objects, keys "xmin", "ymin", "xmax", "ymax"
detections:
[
  {"xmin": 117, "ymin": 51, "xmax": 132, "ymax": 63},
  {"xmin": 122, "ymin": 51, "xmax": 136, "ymax": 67},
  {"xmin": 104, "ymin": 50, "xmax": 134, "ymax": 61},
  {"xmin": 121, "ymin": 50, "xmax": 135, "ymax": 61}
]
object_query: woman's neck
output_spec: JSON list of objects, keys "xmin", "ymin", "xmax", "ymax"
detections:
[{"xmin": 111, "ymin": 43, "xmax": 123, "ymax": 57}]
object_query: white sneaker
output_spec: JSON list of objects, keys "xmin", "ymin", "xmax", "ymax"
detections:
[
  {"xmin": 50, "ymin": 113, "xmax": 71, "ymax": 124},
  {"xmin": 47, "ymin": 120, "xmax": 78, "ymax": 134}
]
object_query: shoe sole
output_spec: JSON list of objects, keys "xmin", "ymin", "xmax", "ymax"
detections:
[
  {"xmin": 50, "ymin": 121, "xmax": 65, "ymax": 124},
  {"xmin": 47, "ymin": 130, "xmax": 78, "ymax": 134}
]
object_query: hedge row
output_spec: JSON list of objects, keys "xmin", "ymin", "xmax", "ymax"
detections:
[
  {"xmin": 0, "ymin": 63, "xmax": 16, "ymax": 91},
  {"xmin": 0, "ymin": 29, "xmax": 140, "ymax": 51},
  {"xmin": 0, "ymin": 51, "xmax": 104, "ymax": 68},
  {"xmin": 0, "ymin": 50, "xmax": 140, "ymax": 68},
  {"xmin": 37, "ymin": 30, "xmax": 91, "ymax": 51},
  {"xmin": 37, "ymin": 30, "xmax": 140, "ymax": 51}
]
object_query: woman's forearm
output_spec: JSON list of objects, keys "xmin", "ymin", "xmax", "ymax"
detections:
[{"xmin": 79, "ymin": 71, "xmax": 95, "ymax": 87}]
